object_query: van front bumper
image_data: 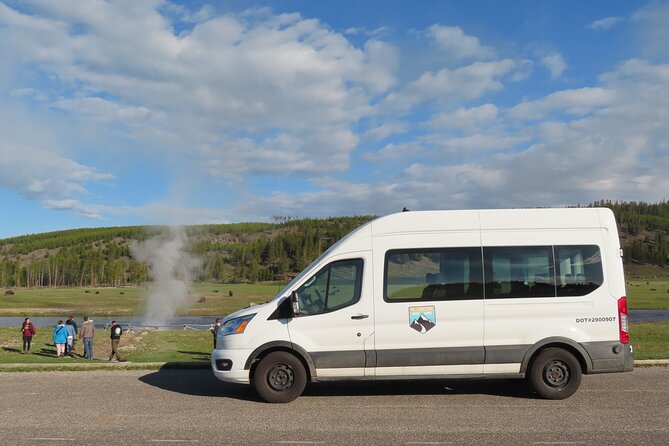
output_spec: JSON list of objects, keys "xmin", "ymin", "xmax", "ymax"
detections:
[{"xmin": 211, "ymin": 348, "xmax": 254, "ymax": 384}]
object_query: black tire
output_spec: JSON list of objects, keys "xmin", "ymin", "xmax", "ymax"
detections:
[
  {"xmin": 253, "ymin": 351, "xmax": 307, "ymax": 403},
  {"xmin": 529, "ymin": 348, "xmax": 582, "ymax": 400}
]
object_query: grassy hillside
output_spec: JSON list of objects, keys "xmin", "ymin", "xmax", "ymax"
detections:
[{"xmin": 0, "ymin": 216, "xmax": 375, "ymax": 288}]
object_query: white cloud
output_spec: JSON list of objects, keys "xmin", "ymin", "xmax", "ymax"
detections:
[
  {"xmin": 587, "ymin": 16, "xmax": 623, "ymax": 31},
  {"xmin": 0, "ymin": 1, "xmax": 397, "ymax": 180},
  {"xmin": 382, "ymin": 59, "xmax": 515, "ymax": 111},
  {"xmin": 364, "ymin": 122, "xmax": 409, "ymax": 141},
  {"xmin": 1, "ymin": 1, "xmax": 667, "ymax": 226},
  {"xmin": 427, "ymin": 24, "xmax": 494, "ymax": 60},
  {"xmin": 508, "ymin": 87, "xmax": 615, "ymax": 120},
  {"xmin": 427, "ymin": 103, "xmax": 499, "ymax": 132},
  {"xmin": 9, "ymin": 88, "xmax": 48, "ymax": 101},
  {"xmin": 43, "ymin": 199, "xmax": 103, "ymax": 219},
  {"xmin": 540, "ymin": 52, "xmax": 567, "ymax": 79},
  {"xmin": 102, "ymin": 203, "xmax": 231, "ymax": 226},
  {"xmin": 0, "ymin": 143, "xmax": 113, "ymax": 217},
  {"xmin": 363, "ymin": 141, "xmax": 424, "ymax": 161},
  {"xmin": 632, "ymin": 2, "xmax": 669, "ymax": 60},
  {"xmin": 241, "ymin": 57, "xmax": 669, "ymax": 215}
]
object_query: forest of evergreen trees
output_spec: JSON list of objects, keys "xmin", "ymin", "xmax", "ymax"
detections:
[
  {"xmin": 1, "ymin": 201, "xmax": 667, "ymax": 289},
  {"xmin": 588, "ymin": 200, "xmax": 669, "ymax": 265},
  {"xmin": 0, "ymin": 216, "xmax": 374, "ymax": 288}
]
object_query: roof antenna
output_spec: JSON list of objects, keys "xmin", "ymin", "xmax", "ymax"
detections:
[{"xmin": 402, "ymin": 207, "xmax": 411, "ymax": 212}]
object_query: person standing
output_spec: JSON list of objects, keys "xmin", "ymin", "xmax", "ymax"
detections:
[
  {"xmin": 79, "ymin": 316, "xmax": 95, "ymax": 359},
  {"xmin": 52, "ymin": 320, "xmax": 68, "ymax": 357},
  {"xmin": 109, "ymin": 321, "xmax": 124, "ymax": 362},
  {"xmin": 66, "ymin": 315, "xmax": 78, "ymax": 353},
  {"xmin": 210, "ymin": 319, "xmax": 221, "ymax": 349},
  {"xmin": 21, "ymin": 318, "xmax": 37, "ymax": 353},
  {"xmin": 64, "ymin": 322, "xmax": 76, "ymax": 356}
]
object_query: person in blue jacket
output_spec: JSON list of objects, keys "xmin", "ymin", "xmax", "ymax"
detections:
[{"xmin": 52, "ymin": 321, "xmax": 68, "ymax": 357}]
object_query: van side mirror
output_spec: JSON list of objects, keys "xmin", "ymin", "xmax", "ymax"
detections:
[{"xmin": 290, "ymin": 290, "xmax": 301, "ymax": 316}]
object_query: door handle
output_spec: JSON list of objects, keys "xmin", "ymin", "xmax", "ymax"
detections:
[{"xmin": 351, "ymin": 314, "xmax": 369, "ymax": 320}]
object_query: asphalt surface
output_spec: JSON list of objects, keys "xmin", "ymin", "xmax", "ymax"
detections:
[{"xmin": 1, "ymin": 368, "xmax": 667, "ymax": 445}]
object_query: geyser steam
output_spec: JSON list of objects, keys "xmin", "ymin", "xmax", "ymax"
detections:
[{"xmin": 131, "ymin": 227, "xmax": 201, "ymax": 326}]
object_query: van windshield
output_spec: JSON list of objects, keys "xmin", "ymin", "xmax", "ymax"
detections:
[{"xmin": 270, "ymin": 221, "xmax": 371, "ymax": 302}]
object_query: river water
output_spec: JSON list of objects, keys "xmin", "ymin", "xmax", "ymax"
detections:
[{"xmin": 1, "ymin": 310, "xmax": 668, "ymax": 330}]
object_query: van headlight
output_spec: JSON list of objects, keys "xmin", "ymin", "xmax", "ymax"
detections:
[{"xmin": 221, "ymin": 314, "xmax": 256, "ymax": 336}]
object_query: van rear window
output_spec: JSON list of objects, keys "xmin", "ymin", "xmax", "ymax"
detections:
[
  {"xmin": 384, "ymin": 245, "xmax": 604, "ymax": 302},
  {"xmin": 384, "ymin": 247, "xmax": 483, "ymax": 302},
  {"xmin": 555, "ymin": 245, "xmax": 603, "ymax": 296}
]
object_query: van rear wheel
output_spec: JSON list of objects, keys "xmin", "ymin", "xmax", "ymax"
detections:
[
  {"xmin": 253, "ymin": 351, "xmax": 307, "ymax": 403},
  {"xmin": 529, "ymin": 348, "xmax": 582, "ymax": 400}
]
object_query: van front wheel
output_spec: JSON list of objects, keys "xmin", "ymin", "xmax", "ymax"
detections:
[
  {"xmin": 254, "ymin": 351, "xmax": 307, "ymax": 403},
  {"xmin": 529, "ymin": 348, "xmax": 582, "ymax": 400}
]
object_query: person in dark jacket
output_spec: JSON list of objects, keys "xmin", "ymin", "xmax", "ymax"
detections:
[
  {"xmin": 21, "ymin": 318, "xmax": 37, "ymax": 353},
  {"xmin": 109, "ymin": 321, "xmax": 124, "ymax": 362},
  {"xmin": 64, "ymin": 322, "xmax": 76, "ymax": 356},
  {"xmin": 66, "ymin": 315, "xmax": 78, "ymax": 354}
]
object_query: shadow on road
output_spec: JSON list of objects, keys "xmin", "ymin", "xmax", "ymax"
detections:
[
  {"xmin": 138, "ymin": 368, "xmax": 260, "ymax": 401},
  {"xmin": 304, "ymin": 378, "xmax": 533, "ymax": 399},
  {"xmin": 138, "ymin": 368, "xmax": 533, "ymax": 402}
]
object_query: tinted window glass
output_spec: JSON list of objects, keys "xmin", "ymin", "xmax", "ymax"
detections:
[
  {"xmin": 484, "ymin": 246, "xmax": 555, "ymax": 298},
  {"xmin": 556, "ymin": 245, "xmax": 603, "ymax": 296},
  {"xmin": 295, "ymin": 259, "xmax": 363, "ymax": 315},
  {"xmin": 385, "ymin": 247, "xmax": 483, "ymax": 302}
]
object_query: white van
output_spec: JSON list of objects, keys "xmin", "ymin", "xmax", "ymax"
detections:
[{"xmin": 212, "ymin": 208, "xmax": 633, "ymax": 402}]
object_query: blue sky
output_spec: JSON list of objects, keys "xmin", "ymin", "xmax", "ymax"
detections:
[{"xmin": 1, "ymin": 0, "xmax": 668, "ymax": 238}]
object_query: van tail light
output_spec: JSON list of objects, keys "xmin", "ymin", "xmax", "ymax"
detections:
[{"xmin": 618, "ymin": 296, "xmax": 629, "ymax": 344}]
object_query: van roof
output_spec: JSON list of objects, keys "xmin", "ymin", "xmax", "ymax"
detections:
[{"xmin": 369, "ymin": 208, "xmax": 613, "ymax": 236}]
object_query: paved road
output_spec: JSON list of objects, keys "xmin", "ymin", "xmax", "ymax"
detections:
[{"xmin": 1, "ymin": 368, "xmax": 667, "ymax": 445}]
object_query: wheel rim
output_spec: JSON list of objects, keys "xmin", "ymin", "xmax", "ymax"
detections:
[
  {"xmin": 267, "ymin": 363, "xmax": 295, "ymax": 391},
  {"xmin": 543, "ymin": 360, "xmax": 570, "ymax": 388}
]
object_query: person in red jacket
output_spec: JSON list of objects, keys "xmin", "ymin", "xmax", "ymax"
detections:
[{"xmin": 21, "ymin": 318, "xmax": 37, "ymax": 353}]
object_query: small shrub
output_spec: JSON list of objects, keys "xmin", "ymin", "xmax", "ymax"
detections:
[
  {"xmin": 120, "ymin": 291, "xmax": 125, "ymax": 295},
  {"xmin": 95, "ymin": 291, "xmax": 100, "ymax": 295},
  {"xmin": 84, "ymin": 290, "xmax": 90, "ymax": 294},
  {"xmin": 229, "ymin": 290, "xmax": 233, "ymax": 297},
  {"xmin": 213, "ymin": 290, "xmax": 219, "ymax": 293},
  {"xmin": 650, "ymin": 288, "xmax": 656, "ymax": 292},
  {"xmin": 5, "ymin": 289, "xmax": 14, "ymax": 295}
]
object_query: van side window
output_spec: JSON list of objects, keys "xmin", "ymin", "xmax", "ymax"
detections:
[
  {"xmin": 484, "ymin": 246, "xmax": 555, "ymax": 299},
  {"xmin": 555, "ymin": 245, "xmax": 603, "ymax": 296},
  {"xmin": 384, "ymin": 248, "xmax": 483, "ymax": 302},
  {"xmin": 295, "ymin": 259, "xmax": 363, "ymax": 315}
]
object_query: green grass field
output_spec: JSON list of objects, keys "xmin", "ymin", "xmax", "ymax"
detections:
[
  {"xmin": 626, "ymin": 279, "xmax": 669, "ymax": 310},
  {"xmin": 0, "ymin": 326, "xmax": 213, "ymax": 364},
  {"xmin": 0, "ymin": 283, "xmax": 282, "ymax": 317},
  {"xmin": 1, "ymin": 322, "xmax": 666, "ymax": 364}
]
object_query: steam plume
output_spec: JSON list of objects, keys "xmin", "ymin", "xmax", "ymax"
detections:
[{"xmin": 131, "ymin": 227, "xmax": 201, "ymax": 326}]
